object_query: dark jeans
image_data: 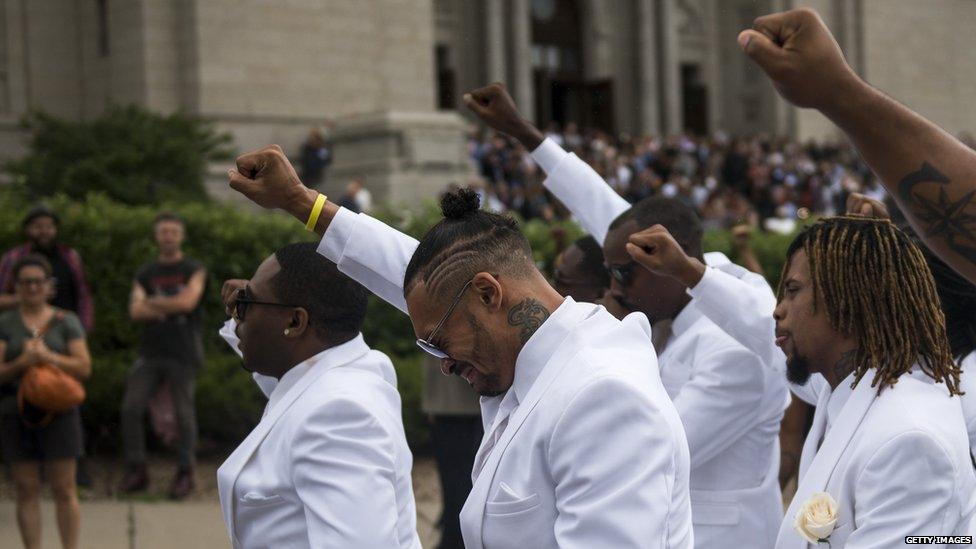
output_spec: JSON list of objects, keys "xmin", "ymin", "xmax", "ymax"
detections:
[
  {"xmin": 120, "ymin": 357, "xmax": 197, "ymax": 469},
  {"xmin": 430, "ymin": 415, "xmax": 483, "ymax": 549}
]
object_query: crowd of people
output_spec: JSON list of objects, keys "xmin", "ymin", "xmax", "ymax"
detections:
[
  {"xmin": 468, "ymin": 127, "xmax": 893, "ymax": 234},
  {"xmin": 3, "ymin": 6, "xmax": 976, "ymax": 549},
  {"xmin": 469, "ymin": 121, "xmax": 976, "ymax": 237}
]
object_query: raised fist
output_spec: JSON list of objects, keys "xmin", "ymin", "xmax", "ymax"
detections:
[
  {"xmin": 845, "ymin": 192, "xmax": 890, "ymax": 219},
  {"xmin": 221, "ymin": 279, "xmax": 249, "ymax": 317},
  {"xmin": 463, "ymin": 83, "xmax": 543, "ymax": 149},
  {"xmin": 738, "ymin": 8, "xmax": 862, "ymax": 112},
  {"xmin": 626, "ymin": 225, "xmax": 706, "ymax": 288},
  {"xmin": 228, "ymin": 145, "xmax": 315, "ymax": 217}
]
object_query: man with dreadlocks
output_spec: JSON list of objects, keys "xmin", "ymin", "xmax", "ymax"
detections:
[
  {"xmin": 227, "ymin": 145, "xmax": 694, "ymax": 548},
  {"xmin": 769, "ymin": 215, "xmax": 975, "ymax": 547}
]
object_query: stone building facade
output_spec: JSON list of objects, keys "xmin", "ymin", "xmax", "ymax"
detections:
[{"xmin": 0, "ymin": 0, "xmax": 973, "ymax": 206}]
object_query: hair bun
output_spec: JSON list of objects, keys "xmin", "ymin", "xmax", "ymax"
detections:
[{"xmin": 440, "ymin": 187, "xmax": 481, "ymax": 220}]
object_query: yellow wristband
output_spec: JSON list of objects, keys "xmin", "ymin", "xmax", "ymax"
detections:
[{"xmin": 305, "ymin": 193, "xmax": 327, "ymax": 231}]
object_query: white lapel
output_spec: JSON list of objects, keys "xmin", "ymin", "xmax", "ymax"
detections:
[
  {"xmin": 777, "ymin": 370, "xmax": 881, "ymax": 549},
  {"xmin": 459, "ymin": 321, "xmax": 585, "ymax": 549},
  {"xmin": 798, "ymin": 384, "xmax": 832, "ymax": 481},
  {"xmin": 217, "ymin": 338, "xmax": 370, "ymax": 541}
]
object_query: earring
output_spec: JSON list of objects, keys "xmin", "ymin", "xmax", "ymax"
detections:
[{"xmin": 284, "ymin": 328, "xmax": 290, "ymax": 336}]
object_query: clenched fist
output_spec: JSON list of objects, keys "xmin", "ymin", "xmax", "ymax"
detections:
[
  {"xmin": 625, "ymin": 225, "xmax": 706, "ymax": 289},
  {"xmin": 221, "ymin": 279, "xmax": 249, "ymax": 318},
  {"xmin": 463, "ymin": 83, "xmax": 544, "ymax": 150},
  {"xmin": 845, "ymin": 192, "xmax": 890, "ymax": 219},
  {"xmin": 228, "ymin": 145, "xmax": 316, "ymax": 218},
  {"xmin": 738, "ymin": 8, "xmax": 863, "ymax": 113}
]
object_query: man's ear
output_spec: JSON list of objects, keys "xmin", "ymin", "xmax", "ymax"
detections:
[
  {"xmin": 286, "ymin": 308, "xmax": 311, "ymax": 337},
  {"xmin": 471, "ymin": 272, "xmax": 503, "ymax": 312}
]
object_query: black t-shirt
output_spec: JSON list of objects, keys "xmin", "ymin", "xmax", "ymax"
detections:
[
  {"xmin": 38, "ymin": 247, "xmax": 79, "ymax": 314},
  {"xmin": 135, "ymin": 258, "xmax": 205, "ymax": 367}
]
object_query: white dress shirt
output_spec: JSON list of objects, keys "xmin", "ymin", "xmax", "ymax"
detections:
[
  {"xmin": 216, "ymin": 324, "xmax": 421, "ymax": 549},
  {"xmin": 532, "ymin": 137, "xmax": 788, "ymax": 548},
  {"xmin": 318, "ymin": 211, "xmax": 695, "ymax": 548}
]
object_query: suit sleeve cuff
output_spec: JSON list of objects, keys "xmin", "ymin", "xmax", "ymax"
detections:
[
  {"xmin": 686, "ymin": 264, "xmax": 717, "ymax": 298},
  {"xmin": 531, "ymin": 137, "xmax": 568, "ymax": 174},
  {"xmin": 317, "ymin": 207, "xmax": 358, "ymax": 264}
]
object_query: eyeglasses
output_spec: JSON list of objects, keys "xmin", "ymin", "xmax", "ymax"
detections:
[
  {"xmin": 607, "ymin": 261, "xmax": 639, "ymax": 287},
  {"xmin": 233, "ymin": 287, "xmax": 298, "ymax": 322},
  {"xmin": 16, "ymin": 277, "xmax": 48, "ymax": 288},
  {"xmin": 416, "ymin": 280, "xmax": 473, "ymax": 359}
]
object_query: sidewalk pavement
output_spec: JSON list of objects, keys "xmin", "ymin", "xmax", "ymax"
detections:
[
  {"xmin": 0, "ymin": 500, "xmax": 228, "ymax": 549},
  {"xmin": 0, "ymin": 457, "xmax": 442, "ymax": 549}
]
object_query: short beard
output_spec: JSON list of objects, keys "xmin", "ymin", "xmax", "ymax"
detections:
[
  {"xmin": 477, "ymin": 379, "xmax": 505, "ymax": 397},
  {"xmin": 31, "ymin": 239, "xmax": 55, "ymax": 251},
  {"xmin": 468, "ymin": 313, "xmax": 509, "ymax": 397},
  {"xmin": 786, "ymin": 353, "xmax": 813, "ymax": 386}
]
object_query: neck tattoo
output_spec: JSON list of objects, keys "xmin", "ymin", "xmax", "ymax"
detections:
[
  {"xmin": 507, "ymin": 298, "xmax": 551, "ymax": 344},
  {"xmin": 832, "ymin": 349, "xmax": 858, "ymax": 386}
]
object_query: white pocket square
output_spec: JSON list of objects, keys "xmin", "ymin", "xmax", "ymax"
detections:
[{"xmin": 239, "ymin": 491, "xmax": 284, "ymax": 507}]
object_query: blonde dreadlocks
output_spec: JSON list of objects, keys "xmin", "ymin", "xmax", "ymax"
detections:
[{"xmin": 778, "ymin": 215, "xmax": 961, "ymax": 395}]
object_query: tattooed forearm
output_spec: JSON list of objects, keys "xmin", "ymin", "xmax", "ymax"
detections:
[
  {"xmin": 897, "ymin": 162, "xmax": 976, "ymax": 265},
  {"xmin": 507, "ymin": 298, "xmax": 551, "ymax": 344}
]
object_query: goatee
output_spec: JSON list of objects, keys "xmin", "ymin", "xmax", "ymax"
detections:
[{"xmin": 786, "ymin": 354, "xmax": 813, "ymax": 386}]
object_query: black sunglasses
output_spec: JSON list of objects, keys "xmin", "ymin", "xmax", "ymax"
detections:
[
  {"xmin": 416, "ymin": 280, "xmax": 473, "ymax": 359},
  {"xmin": 607, "ymin": 261, "xmax": 639, "ymax": 287},
  {"xmin": 233, "ymin": 287, "xmax": 298, "ymax": 322}
]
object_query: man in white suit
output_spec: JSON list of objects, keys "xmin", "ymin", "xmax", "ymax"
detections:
[
  {"xmin": 464, "ymin": 84, "xmax": 788, "ymax": 549},
  {"xmin": 214, "ymin": 243, "xmax": 420, "ymax": 549},
  {"xmin": 227, "ymin": 152, "xmax": 695, "ymax": 548},
  {"xmin": 635, "ymin": 218, "xmax": 976, "ymax": 549}
]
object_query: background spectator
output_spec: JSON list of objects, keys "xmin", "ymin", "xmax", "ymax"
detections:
[
  {"xmin": 0, "ymin": 206, "xmax": 94, "ymax": 333},
  {"xmin": 299, "ymin": 126, "xmax": 333, "ymax": 187},
  {"xmin": 0, "ymin": 254, "xmax": 91, "ymax": 549},
  {"xmin": 119, "ymin": 213, "xmax": 206, "ymax": 500}
]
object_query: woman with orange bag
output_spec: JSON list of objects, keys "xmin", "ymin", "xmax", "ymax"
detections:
[{"xmin": 0, "ymin": 254, "xmax": 91, "ymax": 549}]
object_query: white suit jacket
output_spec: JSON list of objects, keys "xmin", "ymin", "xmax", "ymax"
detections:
[
  {"xmin": 319, "ymin": 210, "xmax": 695, "ymax": 548},
  {"xmin": 216, "ymin": 325, "xmax": 421, "ymax": 549},
  {"xmin": 687, "ymin": 243, "xmax": 976, "ymax": 465},
  {"xmin": 533, "ymin": 138, "xmax": 788, "ymax": 548},
  {"xmin": 688, "ymin": 262, "xmax": 976, "ymax": 546},
  {"xmin": 781, "ymin": 370, "xmax": 976, "ymax": 548}
]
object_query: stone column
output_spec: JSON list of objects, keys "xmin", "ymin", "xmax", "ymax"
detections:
[
  {"xmin": 660, "ymin": 0, "xmax": 682, "ymax": 134},
  {"xmin": 485, "ymin": 0, "xmax": 507, "ymax": 83},
  {"xmin": 327, "ymin": 111, "xmax": 473, "ymax": 209},
  {"xmin": 510, "ymin": 0, "xmax": 535, "ymax": 121},
  {"xmin": 636, "ymin": 0, "xmax": 660, "ymax": 135}
]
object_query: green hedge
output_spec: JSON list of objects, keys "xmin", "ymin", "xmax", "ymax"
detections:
[{"xmin": 0, "ymin": 191, "xmax": 796, "ymax": 454}]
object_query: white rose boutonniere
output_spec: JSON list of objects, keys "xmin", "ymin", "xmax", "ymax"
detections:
[{"xmin": 794, "ymin": 492, "xmax": 839, "ymax": 545}]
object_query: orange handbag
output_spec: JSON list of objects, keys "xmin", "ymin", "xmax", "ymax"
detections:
[{"xmin": 16, "ymin": 312, "xmax": 86, "ymax": 427}]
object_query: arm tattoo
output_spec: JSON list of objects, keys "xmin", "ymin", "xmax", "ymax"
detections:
[
  {"xmin": 507, "ymin": 298, "xmax": 551, "ymax": 344},
  {"xmin": 897, "ymin": 162, "xmax": 976, "ymax": 265},
  {"xmin": 832, "ymin": 349, "xmax": 858, "ymax": 386}
]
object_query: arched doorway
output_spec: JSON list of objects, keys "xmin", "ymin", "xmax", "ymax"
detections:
[{"xmin": 531, "ymin": 0, "xmax": 614, "ymax": 132}]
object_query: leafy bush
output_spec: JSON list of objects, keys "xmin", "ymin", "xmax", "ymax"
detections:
[
  {"xmin": 5, "ymin": 106, "xmax": 234, "ymax": 205},
  {"xmin": 0, "ymin": 190, "xmax": 799, "ymax": 453}
]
